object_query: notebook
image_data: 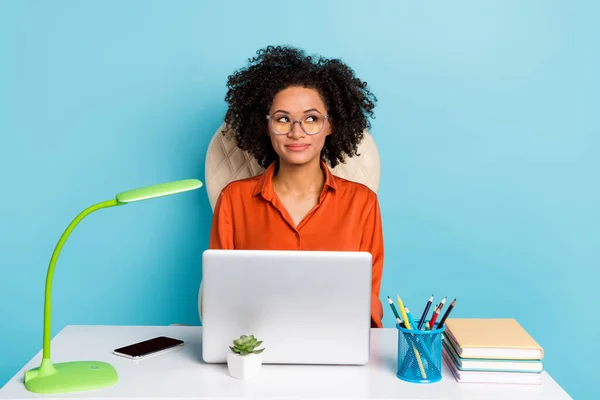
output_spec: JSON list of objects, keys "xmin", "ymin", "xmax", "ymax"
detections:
[
  {"xmin": 442, "ymin": 338, "xmax": 543, "ymax": 373},
  {"xmin": 443, "ymin": 351, "xmax": 543, "ymax": 384},
  {"xmin": 444, "ymin": 318, "xmax": 543, "ymax": 360}
]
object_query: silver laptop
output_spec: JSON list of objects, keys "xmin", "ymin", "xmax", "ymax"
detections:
[{"xmin": 201, "ymin": 249, "xmax": 372, "ymax": 365}]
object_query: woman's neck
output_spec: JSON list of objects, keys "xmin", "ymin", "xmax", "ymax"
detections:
[{"xmin": 273, "ymin": 158, "xmax": 325, "ymax": 196}]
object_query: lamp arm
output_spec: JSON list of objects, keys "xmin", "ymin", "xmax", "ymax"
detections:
[{"xmin": 42, "ymin": 199, "xmax": 120, "ymax": 360}]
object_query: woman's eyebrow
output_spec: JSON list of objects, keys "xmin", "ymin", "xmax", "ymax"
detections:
[{"xmin": 272, "ymin": 108, "xmax": 322, "ymax": 114}]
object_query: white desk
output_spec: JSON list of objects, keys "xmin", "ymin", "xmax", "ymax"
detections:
[{"xmin": 0, "ymin": 325, "xmax": 571, "ymax": 399}]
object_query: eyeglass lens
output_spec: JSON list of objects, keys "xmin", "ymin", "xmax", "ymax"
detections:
[{"xmin": 270, "ymin": 113, "xmax": 325, "ymax": 135}]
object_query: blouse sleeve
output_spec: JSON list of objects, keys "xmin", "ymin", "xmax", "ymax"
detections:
[
  {"xmin": 209, "ymin": 186, "xmax": 235, "ymax": 250},
  {"xmin": 360, "ymin": 194, "xmax": 385, "ymax": 328}
]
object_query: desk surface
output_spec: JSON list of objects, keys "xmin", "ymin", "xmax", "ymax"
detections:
[{"xmin": 0, "ymin": 325, "xmax": 571, "ymax": 400}]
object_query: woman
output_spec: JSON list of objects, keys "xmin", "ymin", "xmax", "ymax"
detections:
[{"xmin": 209, "ymin": 45, "xmax": 384, "ymax": 327}]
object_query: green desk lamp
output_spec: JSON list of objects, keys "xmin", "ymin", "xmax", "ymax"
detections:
[{"xmin": 24, "ymin": 179, "xmax": 203, "ymax": 394}]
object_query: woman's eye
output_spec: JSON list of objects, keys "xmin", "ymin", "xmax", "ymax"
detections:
[{"xmin": 277, "ymin": 116, "xmax": 290, "ymax": 123}]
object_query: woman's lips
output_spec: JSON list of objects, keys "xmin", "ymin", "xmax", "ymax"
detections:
[{"xmin": 285, "ymin": 144, "xmax": 310, "ymax": 152}]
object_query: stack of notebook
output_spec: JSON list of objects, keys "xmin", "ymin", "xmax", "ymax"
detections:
[{"xmin": 442, "ymin": 318, "xmax": 544, "ymax": 384}]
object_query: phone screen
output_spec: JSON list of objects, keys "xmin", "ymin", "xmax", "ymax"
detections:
[{"xmin": 113, "ymin": 336, "xmax": 184, "ymax": 358}]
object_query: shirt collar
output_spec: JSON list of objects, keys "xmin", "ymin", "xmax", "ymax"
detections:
[{"xmin": 252, "ymin": 160, "xmax": 338, "ymax": 199}]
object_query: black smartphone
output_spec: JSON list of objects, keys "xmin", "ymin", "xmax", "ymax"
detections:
[{"xmin": 113, "ymin": 336, "xmax": 184, "ymax": 360}]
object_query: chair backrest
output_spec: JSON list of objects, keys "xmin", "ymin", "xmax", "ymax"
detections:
[{"xmin": 204, "ymin": 123, "xmax": 381, "ymax": 209}]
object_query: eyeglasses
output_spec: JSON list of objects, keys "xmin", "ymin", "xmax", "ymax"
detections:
[{"xmin": 266, "ymin": 111, "xmax": 329, "ymax": 135}]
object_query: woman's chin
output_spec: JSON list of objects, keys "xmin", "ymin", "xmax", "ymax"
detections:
[{"xmin": 280, "ymin": 153, "xmax": 319, "ymax": 167}]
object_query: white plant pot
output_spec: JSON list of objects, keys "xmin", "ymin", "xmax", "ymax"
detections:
[{"xmin": 227, "ymin": 351, "xmax": 263, "ymax": 380}]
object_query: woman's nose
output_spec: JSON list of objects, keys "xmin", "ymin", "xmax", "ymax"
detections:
[{"xmin": 288, "ymin": 121, "xmax": 305, "ymax": 138}]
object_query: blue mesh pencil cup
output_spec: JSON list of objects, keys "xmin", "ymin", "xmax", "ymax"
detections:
[{"xmin": 396, "ymin": 320, "xmax": 444, "ymax": 383}]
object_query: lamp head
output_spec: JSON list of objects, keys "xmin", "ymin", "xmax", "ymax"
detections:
[{"xmin": 115, "ymin": 179, "xmax": 203, "ymax": 204}]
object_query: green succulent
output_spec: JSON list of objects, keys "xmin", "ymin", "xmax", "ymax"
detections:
[{"xmin": 229, "ymin": 334, "xmax": 264, "ymax": 356}]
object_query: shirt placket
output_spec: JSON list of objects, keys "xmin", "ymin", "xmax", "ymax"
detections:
[{"xmin": 265, "ymin": 181, "xmax": 331, "ymax": 251}]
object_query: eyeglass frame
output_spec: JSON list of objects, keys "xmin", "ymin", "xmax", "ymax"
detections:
[{"xmin": 265, "ymin": 111, "xmax": 330, "ymax": 136}]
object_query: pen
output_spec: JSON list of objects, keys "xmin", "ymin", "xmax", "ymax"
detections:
[
  {"xmin": 437, "ymin": 298, "xmax": 456, "ymax": 327},
  {"xmin": 418, "ymin": 294, "xmax": 434, "ymax": 330}
]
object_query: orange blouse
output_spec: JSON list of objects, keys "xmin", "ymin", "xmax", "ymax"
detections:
[{"xmin": 209, "ymin": 161, "xmax": 385, "ymax": 327}]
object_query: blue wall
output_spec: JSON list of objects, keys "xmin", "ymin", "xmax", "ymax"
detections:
[{"xmin": 1, "ymin": 1, "xmax": 597, "ymax": 398}]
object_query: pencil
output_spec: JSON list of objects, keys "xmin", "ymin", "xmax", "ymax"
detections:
[
  {"xmin": 397, "ymin": 295, "xmax": 426, "ymax": 378},
  {"xmin": 428, "ymin": 305, "xmax": 441, "ymax": 328},
  {"xmin": 405, "ymin": 308, "xmax": 419, "ymax": 332},
  {"xmin": 418, "ymin": 294, "xmax": 434, "ymax": 330},
  {"xmin": 387, "ymin": 296, "xmax": 402, "ymax": 325},
  {"xmin": 437, "ymin": 298, "xmax": 456, "ymax": 327},
  {"xmin": 436, "ymin": 297, "xmax": 447, "ymax": 314},
  {"xmin": 396, "ymin": 295, "xmax": 410, "ymax": 329},
  {"xmin": 403, "ymin": 307, "xmax": 427, "ymax": 379}
]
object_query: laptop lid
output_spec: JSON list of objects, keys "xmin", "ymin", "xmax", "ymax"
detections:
[{"xmin": 201, "ymin": 249, "xmax": 372, "ymax": 365}]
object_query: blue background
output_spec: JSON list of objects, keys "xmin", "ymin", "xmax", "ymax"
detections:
[{"xmin": 1, "ymin": 1, "xmax": 598, "ymax": 398}]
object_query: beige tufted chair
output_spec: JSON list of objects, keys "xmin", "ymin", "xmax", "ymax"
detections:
[{"xmin": 198, "ymin": 123, "xmax": 381, "ymax": 322}]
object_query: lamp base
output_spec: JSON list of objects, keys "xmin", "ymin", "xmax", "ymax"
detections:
[{"xmin": 24, "ymin": 359, "xmax": 118, "ymax": 394}]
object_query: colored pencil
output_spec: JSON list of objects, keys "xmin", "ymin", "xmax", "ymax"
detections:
[
  {"xmin": 418, "ymin": 294, "xmax": 434, "ymax": 330},
  {"xmin": 405, "ymin": 308, "xmax": 419, "ymax": 332},
  {"xmin": 436, "ymin": 297, "xmax": 447, "ymax": 314},
  {"xmin": 403, "ymin": 307, "xmax": 427, "ymax": 379},
  {"xmin": 437, "ymin": 298, "xmax": 456, "ymax": 327},
  {"xmin": 387, "ymin": 296, "xmax": 402, "ymax": 324},
  {"xmin": 396, "ymin": 295, "xmax": 410, "ymax": 328},
  {"xmin": 428, "ymin": 304, "xmax": 441, "ymax": 328}
]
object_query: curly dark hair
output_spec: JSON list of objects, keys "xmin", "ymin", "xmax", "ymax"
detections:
[{"xmin": 222, "ymin": 45, "xmax": 377, "ymax": 168}]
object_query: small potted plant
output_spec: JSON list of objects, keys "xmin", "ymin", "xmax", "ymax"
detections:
[{"xmin": 227, "ymin": 334, "xmax": 265, "ymax": 379}]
